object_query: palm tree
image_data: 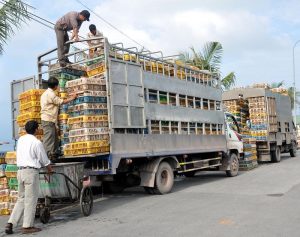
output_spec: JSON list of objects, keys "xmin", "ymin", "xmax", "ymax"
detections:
[
  {"xmin": 270, "ymin": 81, "xmax": 300, "ymax": 110},
  {"xmin": 179, "ymin": 42, "xmax": 236, "ymax": 90},
  {"xmin": 0, "ymin": 0, "xmax": 31, "ymax": 54}
]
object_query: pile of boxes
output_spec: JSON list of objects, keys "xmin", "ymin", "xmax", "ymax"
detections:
[
  {"xmin": 63, "ymin": 75, "xmax": 109, "ymax": 156},
  {"xmin": 223, "ymin": 98, "xmax": 258, "ymax": 170},
  {"xmin": 248, "ymin": 97, "xmax": 270, "ymax": 141},
  {"xmin": 17, "ymin": 89, "xmax": 45, "ymax": 141},
  {"xmin": 0, "ymin": 152, "xmax": 18, "ymax": 216},
  {"xmin": 223, "ymin": 98, "xmax": 249, "ymax": 130}
]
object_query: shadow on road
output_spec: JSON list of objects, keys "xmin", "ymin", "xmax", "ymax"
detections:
[{"xmin": 33, "ymin": 153, "xmax": 296, "ymax": 229}]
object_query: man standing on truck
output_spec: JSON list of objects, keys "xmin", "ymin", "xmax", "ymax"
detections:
[
  {"xmin": 41, "ymin": 77, "xmax": 77, "ymax": 161},
  {"xmin": 87, "ymin": 24, "xmax": 103, "ymax": 58},
  {"xmin": 55, "ymin": 10, "xmax": 90, "ymax": 67},
  {"xmin": 5, "ymin": 120, "xmax": 52, "ymax": 235}
]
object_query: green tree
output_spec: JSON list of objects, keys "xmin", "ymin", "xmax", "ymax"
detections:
[
  {"xmin": 179, "ymin": 42, "xmax": 236, "ymax": 90},
  {"xmin": 0, "ymin": 0, "xmax": 30, "ymax": 54}
]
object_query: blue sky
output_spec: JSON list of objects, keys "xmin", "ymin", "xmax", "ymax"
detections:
[{"xmin": 1, "ymin": 0, "xmax": 300, "ymax": 150}]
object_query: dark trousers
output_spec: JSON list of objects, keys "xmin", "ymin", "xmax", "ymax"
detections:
[
  {"xmin": 54, "ymin": 24, "xmax": 70, "ymax": 62},
  {"xmin": 41, "ymin": 121, "xmax": 59, "ymax": 160}
]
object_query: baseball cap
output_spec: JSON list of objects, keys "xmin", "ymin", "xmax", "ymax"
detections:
[{"xmin": 80, "ymin": 10, "xmax": 90, "ymax": 21}]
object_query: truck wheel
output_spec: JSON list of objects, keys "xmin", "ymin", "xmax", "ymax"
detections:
[
  {"xmin": 154, "ymin": 162, "xmax": 174, "ymax": 195},
  {"xmin": 226, "ymin": 153, "xmax": 239, "ymax": 177},
  {"xmin": 290, "ymin": 142, "xmax": 297, "ymax": 157},
  {"xmin": 271, "ymin": 146, "xmax": 281, "ymax": 163},
  {"xmin": 183, "ymin": 171, "xmax": 196, "ymax": 177}
]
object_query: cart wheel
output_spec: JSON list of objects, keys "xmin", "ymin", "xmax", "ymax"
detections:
[
  {"xmin": 40, "ymin": 207, "xmax": 50, "ymax": 224},
  {"xmin": 80, "ymin": 186, "xmax": 93, "ymax": 216}
]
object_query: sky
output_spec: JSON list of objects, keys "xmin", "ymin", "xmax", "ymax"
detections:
[{"xmin": 1, "ymin": 0, "xmax": 300, "ymax": 150}]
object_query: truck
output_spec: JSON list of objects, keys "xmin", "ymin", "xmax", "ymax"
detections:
[
  {"xmin": 11, "ymin": 37, "xmax": 243, "ymax": 194},
  {"xmin": 223, "ymin": 87, "xmax": 297, "ymax": 163}
]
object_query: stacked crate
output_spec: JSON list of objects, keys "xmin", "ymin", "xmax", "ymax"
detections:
[
  {"xmin": 52, "ymin": 68, "xmax": 85, "ymax": 155},
  {"xmin": 64, "ymin": 76, "xmax": 109, "ymax": 156},
  {"xmin": 0, "ymin": 152, "xmax": 18, "ymax": 215},
  {"xmin": 17, "ymin": 89, "xmax": 45, "ymax": 140},
  {"xmin": 248, "ymin": 97, "xmax": 269, "ymax": 141},
  {"xmin": 223, "ymin": 98, "xmax": 249, "ymax": 129},
  {"xmin": 240, "ymin": 137, "xmax": 258, "ymax": 171},
  {"xmin": 223, "ymin": 99, "xmax": 259, "ymax": 170}
]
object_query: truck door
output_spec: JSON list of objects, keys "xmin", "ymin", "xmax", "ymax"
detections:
[
  {"xmin": 225, "ymin": 113, "xmax": 243, "ymax": 152},
  {"xmin": 11, "ymin": 76, "xmax": 44, "ymax": 140}
]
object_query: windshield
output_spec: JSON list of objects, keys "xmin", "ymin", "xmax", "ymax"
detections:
[{"xmin": 226, "ymin": 114, "xmax": 240, "ymax": 133}]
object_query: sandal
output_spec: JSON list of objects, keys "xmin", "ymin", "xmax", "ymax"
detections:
[{"xmin": 5, "ymin": 223, "xmax": 13, "ymax": 235}]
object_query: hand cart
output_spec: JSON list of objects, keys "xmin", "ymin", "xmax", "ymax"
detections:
[{"xmin": 36, "ymin": 162, "xmax": 93, "ymax": 224}]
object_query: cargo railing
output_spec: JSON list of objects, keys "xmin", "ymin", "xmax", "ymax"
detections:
[{"xmin": 37, "ymin": 37, "xmax": 219, "ymax": 88}]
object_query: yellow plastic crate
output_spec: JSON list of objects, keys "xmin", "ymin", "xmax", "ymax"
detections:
[
  {"xmin": 0, "ymin": 209, "xmax": 10, "ymax": 215},
  {"xmin": 60, "ymin": 92, "xmax": 68, "ymax": 99},
  {"xmin": 59, "ymin": 114, "xmax": 69, "ymax": 120},
  {"xmin": 17, "ymin": 112, "xmax": 41, "ymax": 122},
  {"xmin": 177, "ymin": 70, "xmax": 186, "ymax": 80},
  {"xmin": 68, "ymin": 115, "xmax": 108, "ymax": 124},
  {"xmin": 5, "ymin": 152, "xmax": 16, "ymax": 159},
  {"xmin": 19, "ymin": 96, "xmax": 41, "ymax": 104},
  {"xmin": 64, "ymin": 140, "xmax": 109, "ymax": 150},
  {"xmin": 87, "ymin": 65, "xmax": 106, "ymax": 77},
  {"xmin": 64, "ymin": 146, "xmax": 109, "ymax": 156},
  {"xmin": 19, "ymin": 89, "xmax": 45, "ymax": 100},
  {"xmin": 20, "ymin": 101, "xmax": 41, "ymax": 111},
  {"xmin": 5, "ymin": 171, "xmax": 17, "ymax": 178},
  {"xmin": 20, "ymin": 106, "xmax": 41, "ymax": 114},
  {"xmin": 124, "ymin": 54, "xmax": 137, "ymax": 62}
]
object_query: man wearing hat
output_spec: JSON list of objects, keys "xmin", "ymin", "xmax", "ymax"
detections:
[{"xmin": 55, "ymin": 10, "xmax": 90, "ymax": 67}]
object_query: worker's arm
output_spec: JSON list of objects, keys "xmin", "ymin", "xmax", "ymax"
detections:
[
  {"xmin": 71, "ymin": 27, "xmax": 79, "ymax": 41},
  {"xmin": 52, "ymin": 93, "xmax": 77, "ymax": 105},
  {"xmin": 62, "ymin": 94, "xmax": 77, "ymax": 104}
]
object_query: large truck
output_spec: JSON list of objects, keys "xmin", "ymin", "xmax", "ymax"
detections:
[
  {"xmin": 223, "ymin": 87, "xmax": 297, "ymax": 163},
  {"xmin": 11, "ymin": 38, "xmax": 243, "ymax": 194}
]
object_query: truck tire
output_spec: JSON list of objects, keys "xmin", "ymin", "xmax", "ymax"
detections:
[
  {"xmin": 154, "ymin": 162, "xmax": 174, "ymax": 195},
  {"xmin": 271, "ymin": 146, "xmax": 281, "ymax": 163},
  {"xmin": 290, "ymin": 142, "xmax": 297, "ymax": 157},
  {"xmin": 226, "ymin": 153, "xmax": 239, "ymax": 177}
]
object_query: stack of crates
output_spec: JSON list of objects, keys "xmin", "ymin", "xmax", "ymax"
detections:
[
  {"xmin": 52, "ymin": 68, "xmax": 85, "ymax": 155},
  {"xmin": 17, "ymin": 89, "xmax": 45, "ymax": 140},
  {"xmin": 64, "ymin": 76, "xmax": 109, "ymax": 156},
  {"xmin": 248, "ymin": 97, "xmax": 268, "ymax": 141},
  {"xmin": 223, "ymin": 98, "xmax": 249, "ymax": 129},
  {"xmin": 239, "ymin": 137, "xmax": 258, "ymax": 171},
  {"xmin": 0, "ymin": 151, "xmax": 18, "ymax": 216},
  {"xmin": 223, "ymin": 99, "xmax": 259, "ymax": 171}
]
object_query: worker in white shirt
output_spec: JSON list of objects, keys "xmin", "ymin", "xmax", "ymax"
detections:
[
  {"xmin": 41, "ymin": 77, "xmax": 77, "ymax": 162},
  {"xmin": 87, "ymin": 24, "xmax": 103, "ymax": 58},
  {"xmin": 5, "ymin": 120, "xmax": 53, "ymax": 235}
]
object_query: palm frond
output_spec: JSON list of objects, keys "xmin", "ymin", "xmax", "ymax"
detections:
[
  {"xmin": 0, "ymin": 0, "xmax": 31, "ymax": 54},
  {"xmin": 221, "ymin": 72, "xmax": 236, "ymax": 90},
  {"xmin": 202, "ymin": 42, "xmax": 223, "ymax": 72}
]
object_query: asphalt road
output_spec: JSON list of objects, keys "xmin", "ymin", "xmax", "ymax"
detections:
[{"xmin": 1, "ymin": 153, "xmax": 300, "ymax": 237}]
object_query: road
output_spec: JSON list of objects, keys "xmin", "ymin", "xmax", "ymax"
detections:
[{"xmin": 1, "ymin": 153, "xmax": 300, "ymax": 237}]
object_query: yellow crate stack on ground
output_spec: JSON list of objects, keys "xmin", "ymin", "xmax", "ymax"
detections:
[
  {"xmin": 17, "ymin": 89, "xmax": 45, "ymax": 140},
  {"xmin": 0, "ymin": 151, "xmax": 18, "ymax": 216}
]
